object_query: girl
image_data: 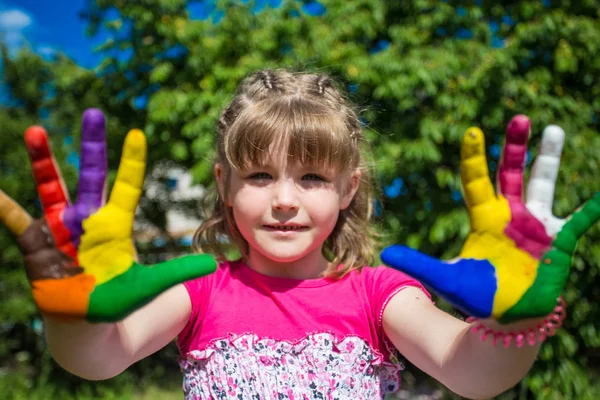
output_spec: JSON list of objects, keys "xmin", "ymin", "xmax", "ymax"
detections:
[{"xmin": 1, "ymin": 69, "xmax": 597, "ymax": 399}]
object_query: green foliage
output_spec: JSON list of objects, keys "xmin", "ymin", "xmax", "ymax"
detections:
[{"xmin": 2, "ymin": 0, "xmax": 600, "ymax": 398}]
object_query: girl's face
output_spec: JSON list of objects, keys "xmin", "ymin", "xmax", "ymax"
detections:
[{"xmin": 216, "ymin": 154, "xmax": 360, "ymax": 279}]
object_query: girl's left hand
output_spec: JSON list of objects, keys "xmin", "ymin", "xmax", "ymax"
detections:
[{"xmin": 381, "ymin": 115, "xmax": 600, "ymax": 324}]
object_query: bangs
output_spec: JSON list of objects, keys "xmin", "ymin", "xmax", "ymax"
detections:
[{"xmin": 224, "ymin": 97, "xmax": 357, "ymax": 172}]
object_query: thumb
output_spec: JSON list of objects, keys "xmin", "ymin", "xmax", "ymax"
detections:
[
  {"xmin": 87, "ymin": 254, "xmax": 217, "ymax": 322},
  {"xmin": 381, "ymin": 245, "xmax": 496, "ymax": 318}
]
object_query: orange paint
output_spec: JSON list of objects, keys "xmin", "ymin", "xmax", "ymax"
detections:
[{"xmin": 32, "ymin": 274, "xmax": 96, "ymax": 318}]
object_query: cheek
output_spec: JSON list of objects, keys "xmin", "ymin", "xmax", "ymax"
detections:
[
  {"xmin": 231, "ymin": 187, "xmax": 267, "ymax": 220},
  {"xmin": 304, "ymin": 192, "xmax": 342, "ymax": 224}
]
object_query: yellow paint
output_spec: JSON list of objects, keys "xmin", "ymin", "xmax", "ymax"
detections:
[
  {"xmin": 0, "ymin": 190, "xmax": 32, "ymax": 236},
  {"xmin": 460, "ymin": 229, "xmax": 540, "ymax": 318},
  {"xmin": 79, "ymin": 204, "xmax": 135, "ymax": 285},
  {"xmin": 78, "ymin": 129, "xmax": 147, "ymax": 285},
  {"xmin": 459, "ymin": 127, "xmax": 539, "ymax": 318}
]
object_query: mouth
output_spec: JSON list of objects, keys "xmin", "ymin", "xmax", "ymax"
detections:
[{"xmin": 263, "ymin": 225, "xmax": 309, "ymax": 231}]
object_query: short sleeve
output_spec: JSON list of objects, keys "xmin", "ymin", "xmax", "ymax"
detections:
[
  {"xmin": 362, "ymin": 265, "xmax": 432, "ymax": 330},
  {"xmin": 176, "ymin": 271, "xmax": 215, "ymax": 354}
]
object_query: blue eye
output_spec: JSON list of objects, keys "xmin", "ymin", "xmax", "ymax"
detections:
[
  {"xmin": 302, "ymin": 173, "xmax": 325, "ymax": 181},
  {"xmin": 247, "ymin": 172, "xmax": 272, "ymax": 180}
]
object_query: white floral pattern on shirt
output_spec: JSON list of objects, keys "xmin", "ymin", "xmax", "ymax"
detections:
[{"xmin": 179, "ymin": 332, "xmax": 402, "ymax": 399}]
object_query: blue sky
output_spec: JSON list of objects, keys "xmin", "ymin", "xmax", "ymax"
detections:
[
  {"xmin": 0, "ymin": 0, "xmax": 324, "ymax": 68},
  {"xmin": 0, "ymin": 0, "xmax": 111, "ymax": 68}
]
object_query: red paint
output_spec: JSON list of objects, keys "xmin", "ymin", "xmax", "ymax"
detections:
[
  {"xmin": 25, "ymin": 126, "xmax": 77, "ymax": 261},
  {"xmin": 499, "ymin": 115, "xmax": 552, "ymax": 258}
]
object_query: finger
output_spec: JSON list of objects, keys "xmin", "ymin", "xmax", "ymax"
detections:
[
  {"xmin": 381, "ymin": 245, "xmax": 496, "ymax": 318},
  {"xmin": 0, "ymin": 190, "xmax": 32, "ymax": 236},
  {"xmin": 552, "ymin": 193, "xmax": 600, "ymax": 256},
  {"xmin": 87, "ymin": 255, "xmax": 217, "ymax": 322},
  {"xmin": 107, "ymin": 129, "xmax": 147, "ymax": 214},
  {"xmin": 526, "ymin": 125, "xmax": 565, "ymax": 212},
  {"xmin": 460, "ymin": 127, "xmax": 495, "ymax": 208},
  {"xmin": 24, "ymin": 126, "xmax": 70, "ymax": 214},
  {"xmin": 77, "ymin": 108, "xmax": 108, "ymax": 210},
  {"xmin": 498, "ymin": 115, "xmax": 530, "ymax": 201},
  {"xmin": 62, "ymin": 109, "xmax": 108, "ymax": 246}
]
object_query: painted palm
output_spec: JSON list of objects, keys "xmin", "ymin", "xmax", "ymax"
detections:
[
  {"xmin": 0, "ymin": 109, "xmax": 216, "ymax": 322},
  {"xmin": 381, "ymin": 115, "xmax": 600, "ymax": 324}
]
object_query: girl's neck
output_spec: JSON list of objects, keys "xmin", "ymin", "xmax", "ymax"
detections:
[{"xmin": 245, "ymin": 247, "xmax": 331, "ymax": 280}]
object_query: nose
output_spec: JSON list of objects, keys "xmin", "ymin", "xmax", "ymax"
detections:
[{"xmin": 272, "ymin": 179, "xmax": 299, "ymax": 211}]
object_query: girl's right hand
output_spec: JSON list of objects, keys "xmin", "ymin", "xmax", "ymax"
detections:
[{"xmin": 0, "ymin": 109, "xmax": 216, "ymax": 323}]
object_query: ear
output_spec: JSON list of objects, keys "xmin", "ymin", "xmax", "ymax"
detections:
[
  {"xmin": 340, "ymin": 169, "xmax": 361, "ymax": 210},
  {"xmin": 214, "ymin": 163, "xmax": 228, "ymax": 205}
]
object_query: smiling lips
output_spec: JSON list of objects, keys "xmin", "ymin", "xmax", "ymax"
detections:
[{"xmin": 264, "ymin": 224, "xmax": 309, "ymax": 231}]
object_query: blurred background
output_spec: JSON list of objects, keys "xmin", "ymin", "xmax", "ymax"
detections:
[{"xmin": 1, "ymin": 0, "xmax": 600, "ymax": 399}]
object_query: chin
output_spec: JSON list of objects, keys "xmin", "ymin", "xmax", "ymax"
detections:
[{"xmin": 263, "ymin": 252, "xmax": 307, "ymax": 263}]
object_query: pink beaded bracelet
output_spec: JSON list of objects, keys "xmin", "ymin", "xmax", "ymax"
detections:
[{"xmin": 466, "ymin": 297, "xmax": 567, "ymax": 348}]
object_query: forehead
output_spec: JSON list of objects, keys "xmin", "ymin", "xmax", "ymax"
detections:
[
  {"xmin": 246, "ymin": 145, "xmax": 340, "ymax": 173},
  {"xmin": 225, "ymin": 101, "xmax": 357, "ymax": 173}
]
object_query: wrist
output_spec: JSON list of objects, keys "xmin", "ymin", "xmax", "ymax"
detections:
[{"xmin": 466, "ymin": 297, "xmax": 566, "ymax": 348}]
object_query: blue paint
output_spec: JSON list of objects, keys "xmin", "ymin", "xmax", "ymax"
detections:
[
  {"xmin": 380, "ymin": 245, "xmax": 497, "ymax": 318},
  {"xmin": 456, "ymin": 7, "xmax": 467, "ymax": 17}
]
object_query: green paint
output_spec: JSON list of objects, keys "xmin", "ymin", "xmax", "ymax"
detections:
[
  {"xmin": 86, "ymin": 254, "xmax": 216, "ymax": 322},
  {"xmin": 500, "ymin": 194, "xmax": 600, "ymax": 324}
]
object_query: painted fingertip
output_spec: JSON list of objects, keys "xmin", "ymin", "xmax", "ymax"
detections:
[
  {"xmin": 541, "ymin": 125, "xmax": 565, "ymax": 157},
  {"xmin": 506, "ymin": 115, "xmax": 531, "ymax": 143},
  {"xmin": 24, "ymin": 126, "xmax": 51, "ymax": 159},
  {"xmin": 0, "ymin": 190, "xmax": 32, "ymax": 236},
  {"xmin": 82, "ymin": 108, "xmax": 106, "ymax": 140},
  {"xmin": 461, "ymin": 127, "xmax": 485, "ymax": 158},
  {"xmin": 123, "ymin": 129, "xmax": 147, "ymax": 161}
]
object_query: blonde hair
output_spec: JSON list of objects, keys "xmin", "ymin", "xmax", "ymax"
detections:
[{"xmin": 193, "ymin": 69, "xmax": 379, "ymax": 278}]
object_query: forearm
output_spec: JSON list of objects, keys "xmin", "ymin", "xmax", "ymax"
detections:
[
  {"xmin": 440, "ymin": 318, "xmax": 542, "ymax": 399},
  {"xmin": 44, "ymin": 317, "xmax": 133, "ymax": 380},
  {"xmin": 384, "ymin": 290, "xmax": 543, "ymax": 399},
  {"xmin": 43, "ymin": 284, "xmax": 191, "ymax": 381}
]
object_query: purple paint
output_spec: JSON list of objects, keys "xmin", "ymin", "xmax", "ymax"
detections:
[{"xmin": 62, "ymin": 108, "xmax": 108, "ymax": 246}]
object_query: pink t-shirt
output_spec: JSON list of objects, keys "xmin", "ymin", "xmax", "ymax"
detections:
[{"xmin": 177, "ymin": 260, "xmax": 429, "ymax": 399}]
